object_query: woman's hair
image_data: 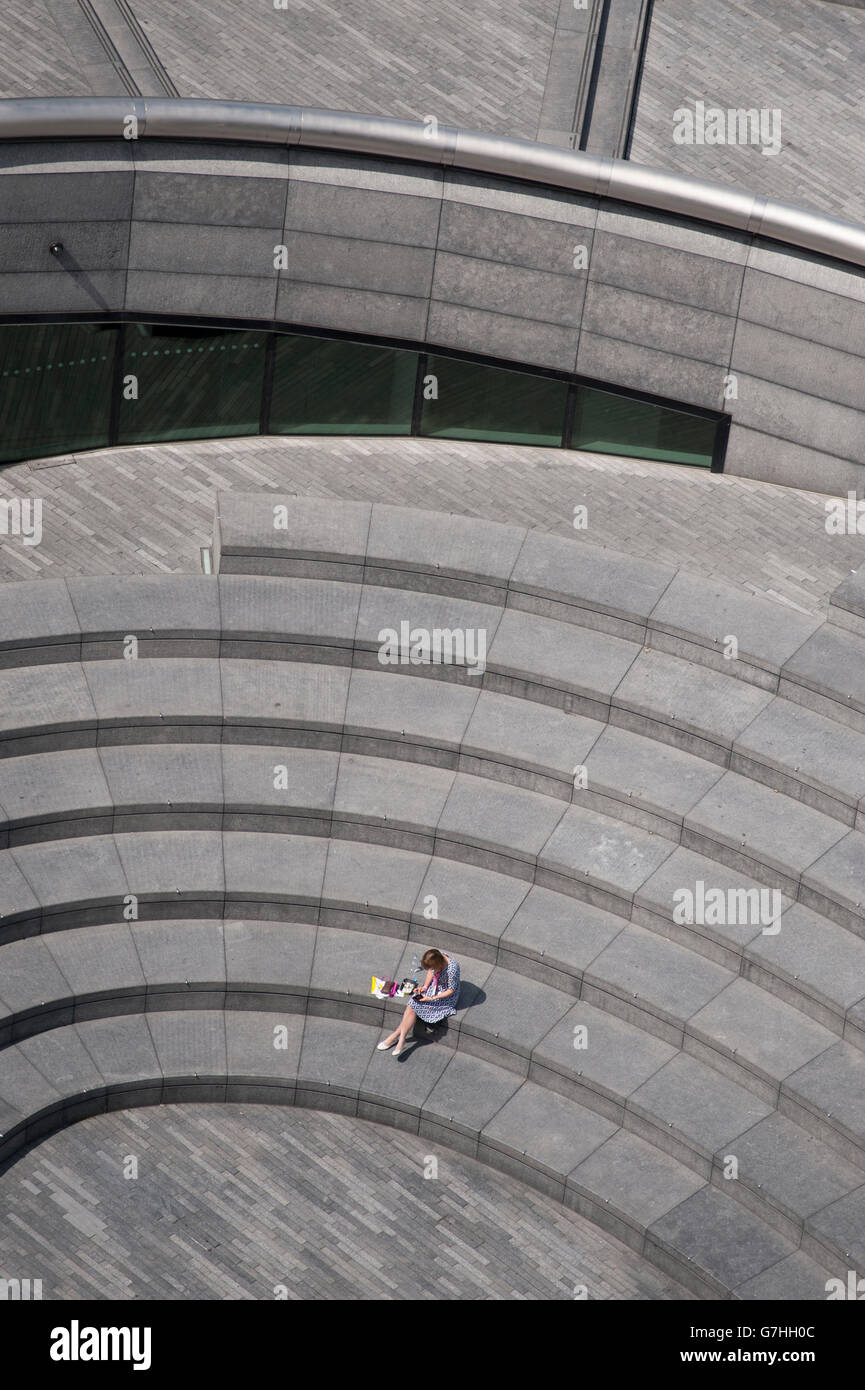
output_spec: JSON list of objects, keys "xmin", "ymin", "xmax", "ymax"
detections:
[{"xmin": 421, "ymin": 949, "xmax": 447, "ymax": 972}]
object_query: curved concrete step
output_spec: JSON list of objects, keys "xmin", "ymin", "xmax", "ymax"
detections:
[
  {"xmin": 1, "ymin": 829, "xmax": 864, "ymax": 1172},
  {"xmin": 0, "ymin": 739, "xmax": 862, "ymax": 1045},
  {"xmin": 0, "ymin": 503, "xmax": 861, "ymax": 1295},
  {"xmin": 1, "ymin": 915, "xmax": 862, "ymax": 1271},
  {"xmin": 1, "ymin": 742, "xmax": 864, "ymax": 1044},
  {"xmin": 0, "ymin": 1007, "xmax": 841, "ymax": 1298},
  {"xmin": 0, "ymin": 659, "xmax": 863, "ymax": 936},
  {"xmin": 213, "ymin": 495, "xmax": 828, "ymax": 691},
  {"xmin": 1, "ymin": 917, "xmax": 862, "ymax": 1273},
  {"xmin": 828, "ymin": 566, "xmax": 865, "ymax": 641},
  {"xmin": 636, "ymin": 848, "xmax": 865, "ymax": 1047},
  {"xmin": 1, "ymin": 574, "xmax": 863, "ymax": 833},
  {"xmin": 213, "ymin": 495, "xmax": 865, "ymax": 723},
  {"xmin": 0, "ymin": 722, "xmax": 853, "ymax": 926},
  {"xmin": 0, "ymin": 725, "xmax": 784, "ymax": 860}
]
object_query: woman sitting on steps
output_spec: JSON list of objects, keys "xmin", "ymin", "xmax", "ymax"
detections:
[{"xmin": 377, "ymin": 948, "xmax": 461, "ymax": 1058}]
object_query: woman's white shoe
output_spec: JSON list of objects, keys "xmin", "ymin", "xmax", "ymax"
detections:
[
  {"xmin": 377, "ymin": 1039, "xmax": 396, "ymax": 1051},
  {"xmin": 392, "ymin": 1044, "xmax": 406, "ymax": 1057}
]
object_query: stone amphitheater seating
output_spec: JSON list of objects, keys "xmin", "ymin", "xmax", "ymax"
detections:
[{"xmin": 1, "ymin": 495, "xmax": 864, "ymax": 1300}]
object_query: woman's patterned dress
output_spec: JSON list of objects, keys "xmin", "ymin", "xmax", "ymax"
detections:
[{"xmin": 410, "ymin": 956, "xmax": 461, "ymax": 1023}]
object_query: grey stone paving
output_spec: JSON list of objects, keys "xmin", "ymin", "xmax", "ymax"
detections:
[
  {"xmin": 0, "ymin": 1103, "xmax": 694, "ymax": 1300},
  {"xmin": 3, "ymin": 436, "xmax": 862, "ymax": 615},
  {"xmin": 0, "ymin": 1, "xmax": 95, "ymax": 99},
  {"xmin": 0, "ymin": 0, "xmax": 178, "ymax": 99},
  {"xmin": 0, "ymin": 0, "xmax": 592, "ymax": 147},
  {"xmin": 0, "ymin": 0, "xmax": 559, "ymax": 143},
  {"xmin": 631, "ymin": 0, "xmax": 865, "ymax": 226}
]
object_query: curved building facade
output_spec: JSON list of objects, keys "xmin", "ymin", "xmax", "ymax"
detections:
[{"xmin": 0, "ymin": 99, "xmax": 863, "ymax": 492}]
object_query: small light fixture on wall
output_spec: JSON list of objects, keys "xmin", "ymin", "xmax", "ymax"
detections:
[{"xmin": 49, "ymin": 242, "xmax": 64, "ymax": 256}]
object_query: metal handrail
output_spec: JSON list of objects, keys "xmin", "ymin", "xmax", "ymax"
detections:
[{"xmin": 1, "ymin": 96, "xmax": 864, "ymax": 267}]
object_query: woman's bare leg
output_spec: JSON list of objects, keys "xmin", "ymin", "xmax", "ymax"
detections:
[
  {"xmin": 396, "ymin": 1005, "xmax": 417, "ymax": 1046},
  {"xmin": 382, "ymin": 1003, "xmax": 415, "ymax": 1047}
]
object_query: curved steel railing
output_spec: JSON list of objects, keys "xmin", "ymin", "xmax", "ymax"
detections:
[{"xmin": 1, "ymin": 96, "xmax": 865, "ymax": 268}]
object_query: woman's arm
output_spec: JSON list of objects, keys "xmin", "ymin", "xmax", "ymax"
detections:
[
  {"xmin": 434, "ymin": 964, "xmax": 458, "ymax": 1001},
  {"xmin": 420, "ymin": 975, "xmax": 457, "ymax": 1002},
  {"xmin": 426, "ymin": 964, "xmax": 458, "ymax": 1001}
]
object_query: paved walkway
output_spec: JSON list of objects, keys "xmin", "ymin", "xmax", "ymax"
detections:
[
  {"xmin": 0, "ymin": 0, "xmax": 94, "ymax": 99},
  {"xmin": 2, "ymin": 436, "xmax": 861, "ymax": 615},
  {"xmin": 0, "ymin": 0, "xmax": 559, "ymax": 142},
  {"xmin": 631, "ymin": 0, "xmax": 865, "ymax": 226},
  {"xmin": 0, "ymin": 1104, "xmax": 694, "ymax": 1300}
]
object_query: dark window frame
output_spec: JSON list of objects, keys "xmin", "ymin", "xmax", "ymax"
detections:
[{"xmin": 0, "ymin": 311, "xmax": 729, "ymax": 472}]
